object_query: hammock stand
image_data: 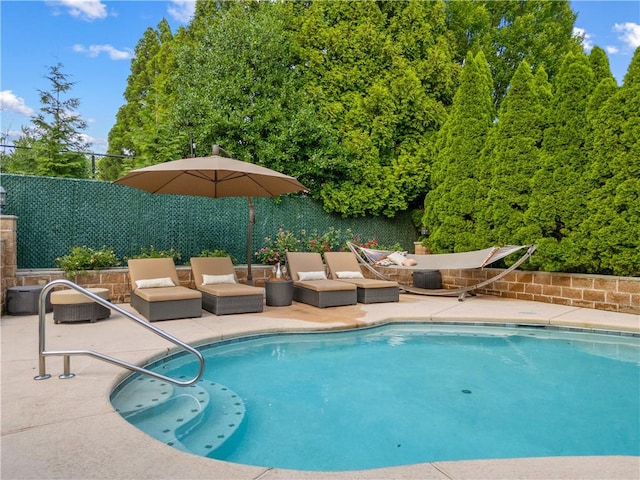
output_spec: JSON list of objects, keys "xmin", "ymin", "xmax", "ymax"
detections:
[{"xmin": 347, "ymin": 242, "xmax": 537, "ymax": 301}]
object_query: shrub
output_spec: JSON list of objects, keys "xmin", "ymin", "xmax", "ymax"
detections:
[
  {"xmin": 300, "ymin": 226, "xmax": 354, "ymax": 254},
  {"xmin": 197, "ymin": 248, "xmax": 238, "ymax": 264},
  {"xmin": 254, "ymin": 228, "xmax": 300, "ymax": 265},
  {"xmin": 55, "ymin": 246, "xmax": 120, "ymax": 279},
  {"xmin": 129, "ymin": 246, "xmax": 182, "ymax": 264},
  {"xmin": 255, "ymin": 227, "xmax": 385, "ymax": 264}
]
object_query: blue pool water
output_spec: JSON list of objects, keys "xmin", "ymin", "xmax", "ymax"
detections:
[{"xmin": 110, "ymin": 324, "xmax": 640, "ymax": 471}]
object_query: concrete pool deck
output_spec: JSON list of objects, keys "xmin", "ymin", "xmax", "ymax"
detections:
[{"xmin": 1, "ymin": 293, "xmax": 639, "ymax": 480}]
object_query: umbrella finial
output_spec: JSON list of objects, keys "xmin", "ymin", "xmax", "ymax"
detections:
[{"xmin": 212, "ymin": 145, "xmax": 231, "ymax": 158}]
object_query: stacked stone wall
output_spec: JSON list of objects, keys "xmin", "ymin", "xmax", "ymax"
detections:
[{"xmin": 369, "ymin": 266, "xmax": 638, "ymax": 315}]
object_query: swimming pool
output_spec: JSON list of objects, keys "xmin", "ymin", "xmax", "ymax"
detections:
[{"xmin": 110, "ymin": 323, "xmax": 640, "ymax": 471}]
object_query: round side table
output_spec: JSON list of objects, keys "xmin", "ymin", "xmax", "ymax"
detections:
[{"xmin": 265, "ymin": 279, "xmax": 293, "ymax": 306}]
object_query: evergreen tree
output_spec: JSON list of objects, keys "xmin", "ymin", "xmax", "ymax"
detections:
[
  {"xmin": 102, "ymin": 19, "xmax": 178, "ymax": 180},
  {"xmin": 583, "ymin": 67, "xmax": 618, "ymax": 179},
  {"xmin": 6, "ymin": 63, "xmax": 89, "ymax": 178},
  {"xmin": 525, "ymin": 52, "xmax": 595, "ymax": 271},
  {"xmin": 0, "ymin": 134, "xmax": 38, "ymax": 174},
  {"xmin": 422, "ymin": 51, "xmax": 494, "ymax": 251},
  {"xmin": 589, "ymin": 46, "xmax": 615, "ymax": 85},
  {"xmin": 479, "ymin": 60, "xmax": 550, "ymax": 247},
  {"xmin": 579, "ymin": 48, "xmax": 640, "ymax": 276}
]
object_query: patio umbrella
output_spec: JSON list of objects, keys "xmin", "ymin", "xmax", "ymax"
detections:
[{"xmin": 114, "ymin": 150, "xmax": 307, "ymax": 284}]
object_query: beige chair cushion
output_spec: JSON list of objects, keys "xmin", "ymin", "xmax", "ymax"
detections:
[
  {"xmin": 134, "ymin": 286, "xmax": 201, "ymax": 302},
  {"xmin": 330, "ymin": 278, "xmax": 397, "ymax": 289},
  {"xmin": 128, "ymin": 258, "xmax": 201, "ymax": 301},
  {"xmin": 191, "ymin": 257, "xmax": 264, "ymax": 297},
  {"xmin": 293, "ymin": 279, "xmax": 356, "ymax": 292},
  {"xmin": 199, "ymin": 283, "xmax": 264, "ymax": 297},
  {"xmin": 285, "ymin": 252, "xmax": 326, "ymax": 281},
  {"xmin": 324, "ymin": 252, "xmax": 364, "ymax": 278},
  {"xmin": 128, "ymin": 258, "xmax": 181, "ymax": 290},
  {"xmin": 324, "ymin": 251, "xmax": 398, "ymax": 289},
  {"xmin": 190, "ymin": 257, "xmax": 237, "ymax": 288},
  {"xmin": 51, "ymin": 288, "xmax": 110, "ymax": 305}
]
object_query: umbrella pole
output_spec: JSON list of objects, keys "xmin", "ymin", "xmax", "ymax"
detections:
[{"xmin": 246, "ymin": 197, "xmax": 255, "ymax": 285}]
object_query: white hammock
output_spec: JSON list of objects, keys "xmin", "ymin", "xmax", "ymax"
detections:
[{"xmin": 347, "ymin": 242, "xmax": 537, "ymax": 300}]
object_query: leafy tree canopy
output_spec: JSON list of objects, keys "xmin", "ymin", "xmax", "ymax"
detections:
[{"xmin": 95, "ymin": 0, "xmax": 639, "ymax": 275}]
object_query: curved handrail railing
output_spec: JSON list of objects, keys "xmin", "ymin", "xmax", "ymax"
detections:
[{"xmin": 35, "ymin": 279, "xmax": 205, "ymax": 386}]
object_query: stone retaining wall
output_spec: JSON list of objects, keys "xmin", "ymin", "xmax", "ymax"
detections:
[
  {"xmin": 9, "ymin": 264, "xmax": 638, "ymax": 315},
  {"xmin": 377, "ymin": 266, "xmax": 638, "ymax": 314}
]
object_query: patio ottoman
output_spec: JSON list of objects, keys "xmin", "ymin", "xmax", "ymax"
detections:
[
  {"xmin": 413, "ymin": 270, "xmax": 442, "ymax": 289},
  {"xmin": 6, "ymin": 285, "xmax": 52, "ymax": 315},
  {"xmin": 51, "ymin": 288, "xmax": 111, "ymax": 323}
]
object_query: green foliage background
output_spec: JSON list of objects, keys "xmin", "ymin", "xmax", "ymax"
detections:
[{"xmin": 2, "ymin": 0, "xmax": 638, "ymax": 276}]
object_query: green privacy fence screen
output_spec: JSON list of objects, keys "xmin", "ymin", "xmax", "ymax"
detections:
[{"xmin": 1, "ymin": 174, "xmax": 417, "ymax": 269}]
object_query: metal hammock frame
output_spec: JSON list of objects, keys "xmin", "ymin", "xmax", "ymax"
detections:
[{"xmin": 347, "ymin": 242, "xmax": 537, "ymax": 301}]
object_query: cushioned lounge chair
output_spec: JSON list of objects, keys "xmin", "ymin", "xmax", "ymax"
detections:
[
  {"xmin": 285, "ymin": 252, "xmax": 357, "ymax": 308},
  {"xmin": 324, "ymin": 251, "xmax": 399, "ymax": 304},
  {"xmin": 128, "ymin": 258, "xmax": 202, "ymax": 321},
  {"xmin": 190, "ymin": 257, "xmax": 264, "ymax": 315}
]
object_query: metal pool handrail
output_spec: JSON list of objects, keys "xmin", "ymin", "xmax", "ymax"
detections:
[{"xmin": 34, "ymin": 279, "xmax": 205, "ymax": 386}]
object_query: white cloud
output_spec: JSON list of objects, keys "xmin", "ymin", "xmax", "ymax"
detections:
[
  {"xmin": 46, "ymin": 0, "xmax": 107, "ymax": 21},
  {"xmin": 606, "ymin": 45, "xmax": 619, "ymax": 55},
  {"xmin": 73, "ymin": 44, "xmax": 133, "ymax": 60},
  {"xmin": 0, "ymin": 91, "xmax": 34, "ymax": 116},
  {"xmin": 614, "ymin": 22, "xmax": 640, "ymax": 50},
  {"xmin": 2, "ymin": 129, "xmax": 25, "ymax": 143},
  {"xmin": 573, "ymin": 27, "xmax": 594, "ymax": 52},
  {"xmin": 89, "ymin": 136, "xmax": 109, "ymax": 155},
  {"xmin": 168, "ymin": 0, "xmax": 196, "ymax": 24}
]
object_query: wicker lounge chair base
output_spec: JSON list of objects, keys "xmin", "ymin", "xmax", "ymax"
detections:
[
  {"xmin": 53, "ymin": 303, "xmax": 111, "ymax": 323},
  {"xmin": 131, "ymin": 292, "xmax": 202, "ymax": 322},
  {"xmin": 356, "ymin": 286, "xmax": 399, "ymax": 304},
  {"xmin": 51, "ymin": 287, "xmax": 111, "ymax": 323},
  {"xmin": 202, "ymin": 291, "xmax": 264, "ymax": 315},
  {"xmin": 293, "ymin": 285, "xmax": 357, "ymax": 308}
]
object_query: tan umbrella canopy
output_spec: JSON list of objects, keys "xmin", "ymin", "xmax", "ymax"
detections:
[{"xmin": 114, "ymin": 150, "xmax": 307, "ymax": 284}]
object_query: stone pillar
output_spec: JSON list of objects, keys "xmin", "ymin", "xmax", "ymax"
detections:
[
  {"xmin": 1, "ymin": 215, "xmax": 18, "ymax": 315},
  {"xmin": 414, "ymin": 242, "xmax": 432, "ymax": 255}
]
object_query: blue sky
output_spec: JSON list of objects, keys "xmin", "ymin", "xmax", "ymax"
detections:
[{"xmin": 1, "ymin": 1, "xmax": 639, "ymax": 155}]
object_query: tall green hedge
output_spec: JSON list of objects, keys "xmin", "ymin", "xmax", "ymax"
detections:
[{"xmin": 1, "ymin": 174, "xmax": 416, "ymax": 269}]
